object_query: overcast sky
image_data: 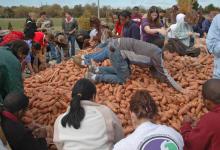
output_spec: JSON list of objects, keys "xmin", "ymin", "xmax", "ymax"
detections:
[{"xmin": 0, "ymin": 0, "xmax": 219, "ymax": 8}]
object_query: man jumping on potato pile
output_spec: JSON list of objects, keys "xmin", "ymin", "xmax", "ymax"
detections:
[{"xmin": 84, "ymin": 37, "xmax": 184, "ymax": 93}]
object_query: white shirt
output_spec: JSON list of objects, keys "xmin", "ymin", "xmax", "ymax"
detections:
[
  {"xmin": 0, "ymin": 140, "xmax": 7, "ymax": 150},
  {"xmin": 113, "ymin": 122, "xmax": 184, "ymax": 150},
  {"xmin": 90, "ymin": 29, "xmax": 98, "ymax": 38},
  {"xmin": 53, "ymin": 101, "xmax": 124, "ymax": 150},
  {"xmin": 168, "ymin": 24, "xmax": 177, "ymax": 39}
]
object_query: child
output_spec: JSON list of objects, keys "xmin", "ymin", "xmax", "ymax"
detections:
[
  {"xmin": 22, "ymin": 42, "xmax": 41, "ymax": 75},
  {"xmin": 113, "ymin": 90, "xmax": 184, "ymax": 150},
  {"xmin": 180, "ymin": 79, "xmax": 220, "ymax": 150}
]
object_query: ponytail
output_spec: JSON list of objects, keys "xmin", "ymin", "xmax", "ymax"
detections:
[
  {"xmin": 61, "ymin": 79, "xmax": 96, "ymax": 129},
  {"xmin": 61, "ymin": 94, "xmax": 85, "ymax": 129}
]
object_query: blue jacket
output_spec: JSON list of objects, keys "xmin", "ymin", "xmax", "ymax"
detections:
[{"xmin": 206, "ymin": 14, "xmax": 220, "ymax": 57}]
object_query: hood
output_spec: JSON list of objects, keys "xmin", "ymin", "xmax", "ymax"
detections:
[{"xmin": 176, "ymin": 13, "xmax": 185, "ymax": 24}]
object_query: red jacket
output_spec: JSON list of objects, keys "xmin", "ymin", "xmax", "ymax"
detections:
[
  {"xmin": 33, "ymin": 32, "xmax": 47, "ymax": 47},
  {"xmin": 114, "ymin": 21, "xmax": 123, "ymax": 36},
  {"xmin": 0, "ymin": 31, "xmax": 24, "ymax": 46},
  {"xmin": 181, "ymin": 105, "xmax": 220, "ymax": 150}
]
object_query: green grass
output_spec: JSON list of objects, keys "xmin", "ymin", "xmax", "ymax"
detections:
[{"xmin": 0, "ymin": 18, "xmax": 62, "ymax": 31}]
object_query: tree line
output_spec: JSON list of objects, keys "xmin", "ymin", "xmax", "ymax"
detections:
[{"xmin": 0, "ymin": 2, "xmax": 219, "ymax": 18}]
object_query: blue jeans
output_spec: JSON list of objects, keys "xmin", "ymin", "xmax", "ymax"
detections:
[
  {"xmin": 95, "ymin": 49, "xmax": 130, "ymax": 84},
  {"xmin": 56, "ymin": 46, "xmax": 64, "ymax": 64},
  {"xmin": 84, "ymin": 46, "xmax": 109, "ymax": 65},
  {"xmin": 68, "ymin": 35, "xmax": 76, "ymax": 57},
  {"xmin": 213, "ymin": 56, "xmax": 220, "ymax": 79},
  {"xmin": 49, "ymin": 42, "xmax": 57, "ymax": 60}
]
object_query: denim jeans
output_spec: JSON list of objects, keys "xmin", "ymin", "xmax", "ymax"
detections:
[
  {"xmin": 95, "ymin": 48, "xmax": 130, "ymax": 84},
  {"xmin": 56, "ymin": 46, "xmax": 64, "ymax": 64},
  {"xmin": 84, "ymin": 46, "xmax": 109, "ymax": 65},
  {"xmin": 213, "ymin": 56, "xmax": 220, "ymax": 79},
  {"xmin": 68, "ymin": 35, "xmax": 76, "ymax": 57},
  {"xmin": 49, "ymin": 42, "xmax": 57, "ymax": 60}
]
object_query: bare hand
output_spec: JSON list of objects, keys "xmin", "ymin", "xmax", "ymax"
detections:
[
  {"xmin": 188, "ymin": 32, "xmax": 192, "ymax": 36},
  {"xmin": 32, "ymin": 127, "xmax": 47, "ymax": 138},
  {"xmin": 26, "ymin": 122, "xmax": 41, "ymax": 131},
  {"xmin": 158, "ymin": 28, "xmax": 167, "ymax": 36},
  {"xmin": 183, "ymin": 115, "xmax": 193, "ymax": 124}
]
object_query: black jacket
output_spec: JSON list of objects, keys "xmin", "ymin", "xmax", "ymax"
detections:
[{"xmin": 1, "ymin": 116, "xmax": 48, "ymax": 150}]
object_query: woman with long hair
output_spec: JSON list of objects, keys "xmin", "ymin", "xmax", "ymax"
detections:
[
  {"xmin": 113, "ymin": 90, "xmax": 184, "ymax": 150},
  {"xmin": 53, "ymin": 79, "xmax": 124, "ymax": 150},
  {"xmin": 141, "ymin": 6, "xmax": 166, "ymax": 48}
]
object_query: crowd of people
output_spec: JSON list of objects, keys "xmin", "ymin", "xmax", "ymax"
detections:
[{"xmin": 0, "ymin": 4, "xmax": 220, "ymax": 150}]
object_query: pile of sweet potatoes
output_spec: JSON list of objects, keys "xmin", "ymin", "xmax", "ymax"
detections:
[{"xmin": 23, "ymin": 46, "xmax": 213, "ymax": 147}]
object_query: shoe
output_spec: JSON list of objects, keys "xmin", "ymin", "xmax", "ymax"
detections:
[
  {"xmin": 88, "ymin": 64, "xmax": 97, "ymax": 73},
  {"xmin": 186, "ymin": 48, "xmax": 201, "ymax": 57},
  {"xmin": 72, "ymin": 56, "xmax": 85, "ymax": 68},
  {"xmin": 84, "ymin": 72, "xmax": 97, "ymax": 83}
]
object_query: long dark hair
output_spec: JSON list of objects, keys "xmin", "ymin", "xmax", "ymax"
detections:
[
  {"xmin": 61, "ymin": 79, "xmax": 97, "ymax": 129},
  {"xmin": 147, "ymin": 6, "xmax": 161, "ymax": 27}
]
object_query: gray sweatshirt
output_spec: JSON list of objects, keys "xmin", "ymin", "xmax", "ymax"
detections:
[{"xmin": 109, "ymin": 38, "xmax": 183, "ymax": 92}]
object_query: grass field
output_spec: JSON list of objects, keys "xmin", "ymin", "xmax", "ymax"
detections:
[
  {"xmin": 0, "ymin": 18, "xmax": 114, "ymax": 32},
  {"xmin": 0, "ymin": 18, "xmax": 63, "ymax": 31}
]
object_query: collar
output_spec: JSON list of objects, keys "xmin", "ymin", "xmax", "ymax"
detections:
[
  {"xmin": 2, "ymin": 111, "xmax": 18, "ymax": 122},
  {"xmin": 65, "ymin": 17, "xmax": 73, "ymax": 23},
  {"xmin": 134, "ymin": 121, "xmax": 155, "ymax": 133}
]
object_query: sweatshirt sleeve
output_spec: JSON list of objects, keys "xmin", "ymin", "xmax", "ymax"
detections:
[
  {"xmin": 53, "ymin": 116, "xmax": 64, "ymax": 150},
  {"xmin": 111, "ymin": 111, "xmax": 124, "ymax": 143},
  {"xmin": 151, "ymin": 50, "xmax": 183, "ymax": 92},
  {"xmin": 206, "ymin": 15, "xmax": 220, "ymax": 57},
  {"xmin": 180, "ymin": 117, "xmax": 212, "ymax": 150}
]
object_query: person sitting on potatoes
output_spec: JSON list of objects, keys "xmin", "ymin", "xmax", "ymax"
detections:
[
  {"xmin": 53, "ymin": 78, "xmax": 124, "ymax": 150},
  {"xmin": 84, "ymin": 37, "xmax": 185, "ymax": 93},
  {"xmin": 113, "ymin": 90, "xmax": 184, "ymax": 150},
  {"xmin": 180, "ymin": 79, "xmax": 220, "ymax": 150}
]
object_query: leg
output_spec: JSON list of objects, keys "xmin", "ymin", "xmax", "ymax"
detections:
[
  {"xmin": 49, "ymin": 42, "xmax": 57, "ymax": 60},
  {"xmin": 213, "ymin": 57, "xmax": 220, "ymax": 79},
  {"xmin": 84, "ymin": 46, "xmax": 109, "ymax": 65},
  {"xmin": 109, "ymin": 48, "xmax": 130, "ymax": 81},
  {"xmin": 95, "ymin": 73, "xmax": 124, "ymax": 84},
  {"xmin": 68, "ymin": 35, "xmax": 76, "ymax": 57},
  {"xmin": 98, "ymin": 66, "xmax": 117, "ymax": 74}
]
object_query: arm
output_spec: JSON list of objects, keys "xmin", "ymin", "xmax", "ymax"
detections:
[
  {"xmin": 36, "ymin": 19, "xmax": 42, "ymax": 29},
  {"xmin": 69, "ymin": 20, "xmax": 79, "ymax": 34},
  {"xmin": 180, "ymin": 117, "xmax": 212, "ymax": 150},
  {"xmin": 206, "ymin": 16, "xmax": 220, "ymax": 56},
  {"xmin": 53, "ymin": 117, "xmax": 64, "ymax": 150},
  {"xmin": 14, "ymin": 125, "xmax": 48, "ymax": 150},
  {"xmin": 0, "ymin": 65, "xmax": 7, "ymax": 103},
  {"xmin": 144, "ymin": 26, "xmax": 160, "ymax": 35},
  {"xmin": 111, "ymin": 111, "xmax": 124, "ymax": 143},
  {"xmin": 27, "ymin": 63, "xmax": 35, "ymax": 75},
  {"xmin": 151, "ymin": 51, "xmax": 183, "ymax": 92},
  {"xmin": 62, "ymin": 20, "xmax": 65, "ymax": 32}
]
